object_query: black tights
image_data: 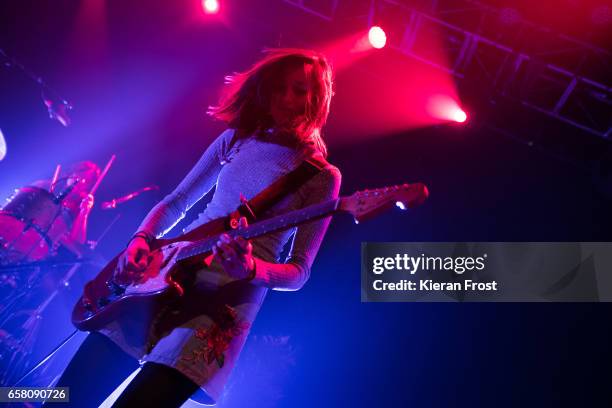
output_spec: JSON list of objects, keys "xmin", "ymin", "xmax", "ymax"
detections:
[{"xmin": 42, "ymin": 332, "xmax": 200, "ymax": 408}]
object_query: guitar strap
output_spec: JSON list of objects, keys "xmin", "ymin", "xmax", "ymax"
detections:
[{"xmin": 225, "ymin": 152, "xmax": 327, "ymax": 230}]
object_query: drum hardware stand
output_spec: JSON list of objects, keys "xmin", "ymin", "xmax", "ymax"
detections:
[
  {"xmin": 0, "ymin": 262, "xmax": 83, "ymax": 386},
  {"xmin": 0, "ymin": 47, "xmax": 73, "ymax": 127},
  {"xmin": 19, "ymin": 182, "xmax": 81, "ymax": 263},
  {"xmin": 19, "ymin": 220, "xmax": 56, "ymax": 265},
  {"xmin": 0, "ymin": 221, "xmax": 42, "ymax": 266},
  {"xmin": 1, "ymin": 154, "xmax": 121, "ymax": 386},
  {"xmin": 90, "ymin": 213, "xmax": 121, "ymax": 250},
  {"xmin": 1, "ymin": 185, "xmax": 72, "ymax": 265},
  {"xmin": 1, "ymin": 212, "xmax": 119, "ymax": 387},
  {"xmin": 0, "ymin": 259, "xmax": 91, "ymax": 272}
]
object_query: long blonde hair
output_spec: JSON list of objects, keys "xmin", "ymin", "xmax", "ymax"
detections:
[{"xmin": 208, "ymin": 48, "xmax": 334, "ymax": 157}]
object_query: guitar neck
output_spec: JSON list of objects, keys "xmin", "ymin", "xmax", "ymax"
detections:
[{"xmin": 176, "ymin": 198, "xmax": 341, "ymax": 261}]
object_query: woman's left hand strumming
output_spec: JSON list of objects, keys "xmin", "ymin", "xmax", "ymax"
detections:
[{"xmin": 213, "ymin": 216, "xmax": 256, "ymax": 280}]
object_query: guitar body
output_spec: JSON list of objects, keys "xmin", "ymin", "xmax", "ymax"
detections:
[
  {"xmin": 71, "ymin": 182, "xmax": 429, "ymax": 334},
  {"xmin": 71, "ymin": 218, "xmax": 226, "ymax": 331}
]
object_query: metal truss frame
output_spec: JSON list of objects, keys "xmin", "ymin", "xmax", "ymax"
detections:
[{"xmin": 284, "ymin": 0, "xmax": 612, "ymax": 139}]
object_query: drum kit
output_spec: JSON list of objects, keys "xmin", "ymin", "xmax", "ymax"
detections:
[
  {"xmin": 0, "ymin": 48, "xmax": 146, "ymax": 386},
  {"xmin": 0, "ymin": 186, "xmax": 75, "ymax": 265},
  {"xmin": 0, "ymin": 155, "xmax": 157, "ymax": 386},
  {"xmin": 0, "ymin": 193, "xmax": 74, "ymax": 384},
  {"xmin": 0, "ymin": 157, "xmax": 112, "ymax": 386}
]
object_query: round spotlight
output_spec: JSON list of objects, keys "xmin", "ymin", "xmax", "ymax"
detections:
[
  {"xmin": 202, "ymin": 0, "xmax": 220, "ymax": 14},
  {"xmin": 426, "ymin": 94, "xmax": 468, "ymax": 124},
  {"xmin": 368, "ymin": 26, "xmax": 387, "ymax": 49},
  {"xmin": 452, "ymin": 109, "xmax": 467, "ymax": 123}
]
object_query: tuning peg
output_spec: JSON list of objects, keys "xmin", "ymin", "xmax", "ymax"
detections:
[{"xmin": 395, "ymin": 201, "xmax": 407, "ymax": 210}]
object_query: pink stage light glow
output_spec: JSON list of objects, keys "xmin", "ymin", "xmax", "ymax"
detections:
[
  {"xmin": 452, "ymin": 109, "xmax": 467, "ymax": 123},
  {"xmin": 368, "ymin": 26, "xmax": 387, "ymax": 49},
  {"xmin": 202, "ymin": 0, "xmax": 220, "ymax": 14},
  {"xmin": 426, "ymin": 94, "xmax": 468, "ymax": 124}
]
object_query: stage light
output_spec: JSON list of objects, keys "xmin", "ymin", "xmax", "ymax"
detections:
[
  {"xmin": 368, "ymin": 26, "xmax": 386, "ymax": 49},
  {"xmin": 202, "ymin": 0, "xmax": 219, "ymax": 14},
  {"xmin": 0, "ymin": 128, "xmax": 6, "ymax": 161},
  {"xmin": 452, "ymin": 109, "xmax": 467, "ymax": 123},
  {"xmin": 426, "ymin": 94, "xmax": 468, "ymax": 124}
]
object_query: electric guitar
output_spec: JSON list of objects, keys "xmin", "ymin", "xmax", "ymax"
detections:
[{"xmin": 72, "ymin": 183, "xmax": 429, "ymax": 331}]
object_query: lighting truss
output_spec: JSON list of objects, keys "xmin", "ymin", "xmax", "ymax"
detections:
[{"xmin": 284, "ymin": 0, "xmax": 612, "ymax": 139}]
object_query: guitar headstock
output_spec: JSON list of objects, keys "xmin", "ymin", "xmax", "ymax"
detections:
[{"xmin": 338, "ymin": 183, "xmax": 429, "ymax": 223}]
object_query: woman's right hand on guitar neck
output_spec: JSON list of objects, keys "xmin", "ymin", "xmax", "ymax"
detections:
[{"xmin": 115, "ymin": 236, "xmax": 150, "ymax": 285}]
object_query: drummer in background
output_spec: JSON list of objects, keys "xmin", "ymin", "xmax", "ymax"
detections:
[{"xmin": 32, "ymin": 161, "xmax": 100, "ymax": 257}]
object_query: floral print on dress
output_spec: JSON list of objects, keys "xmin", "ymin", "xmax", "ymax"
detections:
[{"xmin": 183, "ymin": 304, "xmax": 250, "ymax": 368}]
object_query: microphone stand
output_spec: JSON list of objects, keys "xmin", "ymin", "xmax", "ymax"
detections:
[{"xmin": 0, "ymin": 47, "xmax": 73, "ymax": 126}]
